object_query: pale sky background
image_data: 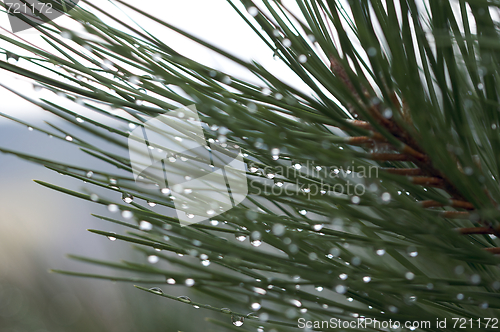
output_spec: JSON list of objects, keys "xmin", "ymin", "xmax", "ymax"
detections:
[{"xmin": 0, "ymin": 0, "xmax": 308, "ymax": 122}]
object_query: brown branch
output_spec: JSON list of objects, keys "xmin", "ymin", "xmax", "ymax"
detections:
[
  {"xmin": 458, "ymin": 226, "xmax": 494, "ymax": 235},
  {"xmin": 381, "ymin": 168, "xmax": 423, "ymax": 176},
  {"xmin": 346, "ymin": 119, "xmax": 372, "ymax": 130},
  {"xmin": 441, "ymin": 211, "xmax": 470, "ymax": 219},
  {"xmin": 410, "ymin": 177, "xmax": 445, "ymax": 186},
  {"xmin": 329, "ymin": 54, "xmax": 500, "ymax": 253},
  {"xmin": 401, "ymin": 145, "xmax": 429, "ymax": 162},
  {"xmin": 484, "ymin": 248, "xmax": 500, "ymax": 254},
  {"xmin": 369, "ymin": 153, "xmax": 412, "ymax": 161},
  {"xmin": 421, "ymin": 200, "xmax": 474, "ymax": 210},
  {"xmin": 346, "ymin": 136, "xmax": 375, "ymax": 145}
]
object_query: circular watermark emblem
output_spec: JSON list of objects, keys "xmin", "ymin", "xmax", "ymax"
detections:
[
  {"xmin": 3, "ymin": 0, "xmax": 79, "ymax": 33},
  {"xmin": 128, "ymin": 105, "xmax": 249, "ymax": 227}
]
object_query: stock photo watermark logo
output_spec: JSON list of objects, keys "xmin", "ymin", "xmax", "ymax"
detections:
[
  {"xmin": 3, "ymin": 0, "xmax": 78, "ymax": 33},
  {"xmin": 128, "ymin": 105, "xmax": 248, "ymax": 227},
  {"xmin": 248, "ymin": 160, "xmax": 380, "ymax": 200}
]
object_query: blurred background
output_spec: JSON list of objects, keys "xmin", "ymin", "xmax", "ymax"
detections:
[{"xmin": 0, "ymin": 1, "xmax": 306, "ymax": 331}]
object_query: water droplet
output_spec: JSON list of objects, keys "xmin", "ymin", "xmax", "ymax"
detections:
[
  {"xmin": 61, "ymin": 31, "xmax": 72, "ymax": 39},
  {"xmin": 454, "ymin": 265, "xmax": 465, "ymax": 274},
  {"xmin": 405, "ymin": 272, "xmax": 415, "ymax": 280},
  {"xmin": 351, "ymin": 256, "xmax": 361, "ymax": 266},
  {"xmin": 90, "ymin": 194, "xmax": 99, "ymax": 202},
  {"xmin": 147, "ymin": 201, "xmax": 157, "ymax": 207},
  {"xmin": 272, "ymin": 223, "xmax": 285, "ymax": 236},
  {"xmin": 347, "ymin": 297, "xmax": 354, "ymax": 302},
  {"xmin": 383, "ymin": 109, "xmax": 393, "ymax": 119},
  {"xmin": 351, "ymin": 196, "xmax": 360, "ymax": 204},
  {"xmin": 313, "ymin": 224, "xmax": 323, "ymax": 231},
  {"xmin": 108, "ymin": 204, "xmax": 118, "ymax": 212},
  {"xmin": 298, "ymin": 54, "xmax": 307, "ymax": 63},
  {"xmin": 339, "ymin": 273, "xmax": 348, "ymax": 280},
  {"xmin": 293, "ymin": 163, "xmax": 302, "ymax": 170},
  {"xmin": 247, "ymin": 102, "xmax": 258, "ymax": 113},
  {"xmin": 201, "ymin": 260, "xmax": 210, "ymax": 266},
  {"xmin": 335, "ymin": 285, "xmax": 347, "ymax": 294},
  {"xmin": 107, "ymin": 234, "xmax": 117, "ymax": 241},
  {"xmin": 376, "ymin": 249, "xmax": 386, "ymax": 256},
  {"xmin": 177, "ymin": 295, "xmax": 192, "ymax": 303},
  {"xmin": 249, "ymin": 166, "xmax": 258, "ymax": 173},
  {"xmin": 306, "ymin": 251, "xmax": 319, "ymax": 261},
  {"xmin": 329, "ymin": 247, "xmax": 340, "ymax": 257},
  {"xmin": 161, "ymin": 188, "xmax": 171, "ymax": 195},
  {"xmin": 148, "ymin": 255, "xmax": 159, "ymax": 264},
  {"xmin": 128, "ymin": 76, "xmax": 140, "ymax": 85},
  {"xmin": 470, "ymin": 274, "xmax": 481, "ymax": 285},
  {"xmin": 65, "ymin": 135, "xmax": 73, "ymax": 142},
  {"xmin": 122, "ymin": 193, "xmax": 134, "ymax": 203},
  {"xmin": 149, "ymin": 287, "xmax": 163, "ymax": 294},
  {"xmin": 152, "ymin": 53, "xmax": 162, "ymax": 62},
  {"xmin": 231, "ymin": 315, "xmax": 244, "ymax": 327},
  {"xmin": 283, "ymin": 39, "xmax": 291, "ymax": 47},
  {"xmin": 251, "ymin": 302, "xmax": 261, "ymax": 310},
  {"xmin": 247, "ymin": 6, "xmax": 258, "ymax": 16},
  {"xmin": 408, "ymin": 250, "xmax": 418, "ymax": 257},
  {"xmin": 28, "ymin": 126, "xmax": 34, "ymax": 131},
  {"xmin": 381, "ymin": 192, "xmax": 391, "ymax": 202},
  {"xmin": 299, "ymin": 209, "xmax": 307, "ymax": 215},
  {"xmin": 139, "ymin": 220, "xmax": 153, "ymax": 231},
  {"xmin": 251, "ymin": 231, "xmax": 261, "ymax": 240},
  {"xmin": 185, "ymin": 278, "xmax": 195, "ymax": 287},
  {"xmin": 167, "ymin": 278, "xmax": 176, "ymax": 285},
  {"xmin": 363, "ymin": 276, "xmax": 371, "ymax": 283},
  {"xmin": 315, "ymin": 286, "xmax": 323, "ymax": 292},
  {"xmin": 122, "ymin": 210, "xmax": 133, "ymax": 219},
  {"xmin": 457, "ymin": 293, "xmax": 464, "ymax": 300},
  {"xmin": 480, "ymin": 302, "xmax": 489, "ymax": 309},
  {"xmin": 251, "ymin": 240, "xmax": 262, "ymax": 247}
]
